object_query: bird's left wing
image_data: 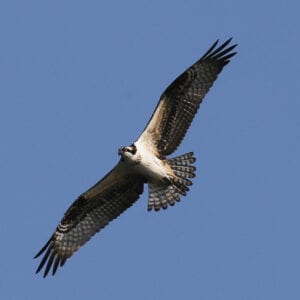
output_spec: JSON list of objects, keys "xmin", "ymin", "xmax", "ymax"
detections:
[
  {"xmin": 35, "ymin": 161, "xmax": 144, "ymax": 277},
  {"xmin": 136, "ymin": 38, "xmax": 237, "ymax": 157}
]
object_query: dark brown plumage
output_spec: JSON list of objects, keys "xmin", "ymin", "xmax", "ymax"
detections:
[
  {"xmin": 139, "ymin": 38, "xmax": 236, "ymax": 157},
  {"xmin": 35, "ymin": 38, "xmax": 237, "ymax": 277},
  {"xmin": 35, "ymin": 163, "xmax": 144, "ymax": 277}
]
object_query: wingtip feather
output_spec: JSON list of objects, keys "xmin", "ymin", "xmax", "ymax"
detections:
[{"xmin": 200, "ymin": 37, "xmax": 237, "ymax": 63}]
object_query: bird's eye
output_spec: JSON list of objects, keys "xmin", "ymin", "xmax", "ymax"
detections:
[{"xmin": 130, "ymin": 145, "xmax": 137, "ymax": 154}]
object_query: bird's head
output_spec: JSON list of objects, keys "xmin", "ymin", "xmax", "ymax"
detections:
[{"xmin": 118, "ymin": 144, "xmax": 138, "ymax": 162}]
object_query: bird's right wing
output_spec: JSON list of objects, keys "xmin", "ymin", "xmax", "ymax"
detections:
[{"xmin": 34, "ymin": 161, "xmax": 145, "ymax": 277}]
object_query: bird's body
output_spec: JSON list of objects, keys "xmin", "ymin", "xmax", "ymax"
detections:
[
  {"xmin": 121, "ymin": 143, "xmax": 173, "ymax": 183},
  {"xmin": 35, "ymin": 38, "xmax": 237, "ymax": 277}
]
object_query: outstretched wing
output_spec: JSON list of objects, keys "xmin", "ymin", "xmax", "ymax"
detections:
[
  {"xmin": 35, "ymin": 162, "xmax": 144, "ymax": 277},
  {"xmin": 136, "ymin": 38, "xmax": 237, "ymax": 157}
]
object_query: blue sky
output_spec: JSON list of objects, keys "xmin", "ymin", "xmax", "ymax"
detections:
[{"xmin": 1, "ymin": 0, "xmax": 299, "ymax": 299}]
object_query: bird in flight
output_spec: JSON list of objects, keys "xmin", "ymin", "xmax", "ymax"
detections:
[{"xmin": 35, "ymin": 38, "xmax": 237, "ymax": 277}]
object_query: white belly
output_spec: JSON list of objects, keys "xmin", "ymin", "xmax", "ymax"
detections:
[
  {"xmin": 136, "ymin": 154, "xmax": 168, "ymax": 181},
  {"xmin": 133, "ymin": 142, "xmax": 171, "ymax": 182}
]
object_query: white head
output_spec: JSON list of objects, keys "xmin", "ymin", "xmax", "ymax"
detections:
[{"xmin": 118, "ymin": 144, "xmax": 139, "ymax": 163}]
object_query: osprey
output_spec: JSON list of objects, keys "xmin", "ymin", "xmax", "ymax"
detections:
[{"xmin": 35, "ymin": 38, "xmax": 237, "ymax": 277}]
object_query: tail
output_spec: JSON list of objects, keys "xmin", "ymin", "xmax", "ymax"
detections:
[{"xmin": 148, "ymin": 152, "xmax": 196, "ymax": 211}]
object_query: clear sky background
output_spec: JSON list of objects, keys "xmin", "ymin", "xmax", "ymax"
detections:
[{"xmin": 1, "ymin": 1, "xmax": 299, "ymax": 299}]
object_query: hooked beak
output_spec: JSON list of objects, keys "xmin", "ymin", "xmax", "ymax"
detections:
[{"xmin": 118, "ymin": 147, "xmax": 124, "ymax": 156}]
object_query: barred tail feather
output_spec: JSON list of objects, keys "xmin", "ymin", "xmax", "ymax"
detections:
[{"xmin": 148, "ymin": 152, "xmax": 196, "ymax": 211}]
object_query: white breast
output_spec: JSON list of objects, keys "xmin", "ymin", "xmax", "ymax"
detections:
[{"xmin": 134, "ymin": 140, "xmax": 170, "ymax": 182}]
